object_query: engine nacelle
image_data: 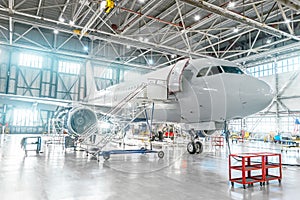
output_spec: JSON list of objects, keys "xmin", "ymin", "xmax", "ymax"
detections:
[
  {"xmin": 200, "ymin": 130, "xmax": 217, "ymax": 137},
  {"xmin": 67, "ymin": 106, "xmax": 97, "ymax": 136}
]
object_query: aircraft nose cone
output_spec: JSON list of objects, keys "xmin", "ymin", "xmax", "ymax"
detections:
[{"xmin": 239, "ymin": 77, "xmax": 274, "ymax": 115}]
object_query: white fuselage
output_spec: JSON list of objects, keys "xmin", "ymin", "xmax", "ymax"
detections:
[{"xmin": 87, "ymin": 58, "xmax": 273, "ymax": 130}]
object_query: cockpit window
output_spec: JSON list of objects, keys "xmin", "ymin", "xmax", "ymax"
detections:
[
  {"xmin": 221, "ymin": 66, "xmax": 244, "ymax": 74},
  {"xmin": 207, "ymin": 66, "xmax": 223, "ymax": 76},
  {"xmin": 196, "ymin": 66, "xmax": 243, "ymax": 77},
  {"xmin": 197, "ymin": 67, "xmax": 209, "ymax": 77}
]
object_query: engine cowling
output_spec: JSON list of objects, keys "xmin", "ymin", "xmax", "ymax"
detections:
[
  {"xmin": 67, "ymin": 106, "xmax": 97, "ymax": 136},
  {"xmin": 200, "ymin": 130, "xmax": 216, "ymax": 137}
]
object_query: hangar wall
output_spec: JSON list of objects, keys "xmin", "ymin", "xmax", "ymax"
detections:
[
  {"xmin": 0, "ymin": 45, "xmax": 148, "ymax": 134},
  {"xmin": 230, "ymin": 55, "xmax": 300, "ymax": 135}
]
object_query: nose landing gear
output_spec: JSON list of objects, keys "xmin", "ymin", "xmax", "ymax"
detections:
[
  {"xmin": 187, "ymin": 129, "xmax": 204, "ymax": 154},
  {"xmin": 187, "ymin": 141, "xmax": 203, "ymax": 154}
]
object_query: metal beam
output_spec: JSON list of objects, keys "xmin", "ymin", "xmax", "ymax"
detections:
[
  {"xmin": 169, "ymin": 1, "xmax": 286, "ymax": 55},
  {"xmin": 0, "ymin": 8, "xmax": 207, "ymax": 59},
  {"xmin": 119, "ymin": 0, "xmax": 156, "ymax": 31},
  {"xmin": 181, "ymin": 0, "xmax": 300, "ymax": 41},
  {"xmin": 58, "ymin": 0, "xmax": 70, "ymax": 20},
  {"xmin": 277, "ymin": 71, "xmax": 300, "ymax": 97},
  {"xmin": 276, "ymin": 0, "xmax": 300, "ymax": 11},
  {"xmin": 280, "ymin": 95, "xmax": 300, "ymax": 100},
  {"xmin": 290, "ymin": 0, "xmax": 300, "ymax": 6},
  {"xmin": 95, "ymin": 0, "xmax": 130, "ymax": 30},
  {"xmin": 80, "ymin": 5, "xmax": 104, "ymax": 39},
  {"xmin": 233, "ymin": 41, "xmax": 300, "ymax": 63},
  {"xmin": 278, "ymin": 3, "xmax": 294, "ymax": 35},
  {"xmin": 36, "ymin": 0, "xmax": 43, "ymax": 15},
  {"xmin": 175, "ymin": 0, "xmax": 191, "ymax": 52},
  {"xmin": 8, "ymin": 0, "xmax": 13, "ymax": 45},
  {"xmin": 121, "ymin": 1, "xmax": 162, "ymax": 34},
  {"xmin": 224, "ymin": 38, "xmax": 291, "ymax": 60}
]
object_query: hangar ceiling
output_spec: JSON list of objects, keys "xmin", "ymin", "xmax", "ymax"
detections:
[{"xmin": 0, "ymin": 0, "xmax": 299, "ymax": 69}]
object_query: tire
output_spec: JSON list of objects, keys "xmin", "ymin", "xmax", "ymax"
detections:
[
  {"xmin": 195, "ymin": 141, "xmax": 203, "ymax": 154},
  {"xmin": 187, "ymin": 142, "xmax": 196, "ymax": 154},
  {"xmin": 158, "ymin": 151, "xmax": 164, "ymax": 158}
]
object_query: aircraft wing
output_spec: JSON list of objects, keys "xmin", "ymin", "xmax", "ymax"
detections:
[{"xmin": 0, "ymin": 93, "xmax": 110, "ymax": 112}]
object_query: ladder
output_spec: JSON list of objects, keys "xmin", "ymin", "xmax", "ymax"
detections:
[
  {"xmin": 46, "ymin": 118, "xmax": 65, "ymax": 145},
  {"xmin": 77, "ymin": 83, "xmax": 150, "ymax": 151},
  {"xmin": 48, "ymin": 118, "xmax": 63, "ymax": 135},
  {"xmin": 90, "ymin": 104, "xmax": 151, "ymax": 157},
  {"xmin": 103, "ymin": 82, "xmax": 148, "ymax": 118}
]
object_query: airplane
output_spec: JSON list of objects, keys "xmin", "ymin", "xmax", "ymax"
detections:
[
  {"xmin": 66, "ymin": 57, "xmax": 273, "ymax": 153},
  {"xmin": 0, "ymin": 57, "xmax": 274, "ymax": 154}
]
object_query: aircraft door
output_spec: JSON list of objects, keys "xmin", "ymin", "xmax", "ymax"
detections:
[
  {"xmin": 176, "ymin": 73, "xmax": 212, "ymax": 123},
  {"xmin": 203, "ymin": 75, "xmax": 227, "ymax": 121},
  {"xmin": 168, "ymin": 58, "xmax": 189, "ymax": 93}
]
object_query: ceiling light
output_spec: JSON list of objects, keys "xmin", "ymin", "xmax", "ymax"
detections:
[
  {"xmin": 144, "ymin": 38, "xmax": 149, "ymax": 42},
  {"xmin": 138, "ymin": 0, "xmax": 145, "ymax": 3},
  {"xmin": 139, "ymin": 37, "xmax": 144, "ymax": 41},
  {"xmin": 266, "ymin": 38, "xmax": 272, "ymax": 44},
  {"xmin": 228, "ymin": 1, "xmax": 236, "ymax": 8},
  {"xmin": 69, "ymin": 20, "xmax": 75, "ymax": 26},
  {"xmin": 53, "ymin": 29, "xmax": 59, "ymax": 34},
  {"xmin": 126, "ymin": 45, "xmax": 131, "ymax": 49},
  {"xmin": 233, "ymin": 27, "xmax": 239, "ymax": 33},
  {"xmin": 83, "ymin": 46, "xmax": 88, "ymax": 51},
  {"xmin": 149, "ymin": 59, "xmax": 154, "ymax": 65},
  {"xmin": 171, "ymin": 54, "xmax": 176, "ymax": 59},
  {"xmin": 194, "ymin": 15, "xmax": 200, "ymax": 21},
  {"xmin": 59, "ymin": 17, "xmax": 65, "ymax": 22}
]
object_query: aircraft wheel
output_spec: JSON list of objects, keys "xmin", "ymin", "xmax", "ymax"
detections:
[
  {"xmin": 187, "ymin": 142, "xmax": 196, "ymax": 154},
  {"xmin": 158, "ymin": 151, "xmax": 164, "ymax": 158},
  {"xmin": 195, "ymin": 141, "xmax": 203, "ymax": 154}
]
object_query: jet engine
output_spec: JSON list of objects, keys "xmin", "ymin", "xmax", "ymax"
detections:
[
  {"xmin": 67, "ymin": 106, "xmax": 97, "ymax": 136},
  {"xmin": 201, "ymin": 130, "xmax": 216, "ymax": 137}
]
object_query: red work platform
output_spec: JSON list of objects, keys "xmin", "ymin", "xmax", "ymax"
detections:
[
  {"xmin": 211, "ymin": 136, "xmax": 224, "ymax": 147},
  {"xmin": 229, "ymin": 152, "xmax": 282, "ymax": 189}
]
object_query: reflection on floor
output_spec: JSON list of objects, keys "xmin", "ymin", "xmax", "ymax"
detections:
[{"xmin": 1, "ymin": 134, "xmax": 300, "ymax": 200}]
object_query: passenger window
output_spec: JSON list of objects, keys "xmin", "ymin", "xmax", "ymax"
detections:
[
  {"xmin": 197, "ymin": 67, "xmax": 209, "ymax": 77},
  {"xmin": 207, "ymin": 66, "xmax": 223, "ymax": 76},
  {"xmin": 222, "ymin": 66, "xmax": 244, "ymax": 74}
]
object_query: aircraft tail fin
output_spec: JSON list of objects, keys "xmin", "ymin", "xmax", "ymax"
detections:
[{"xmin": 85, "ymin": 60, "xmax": 97, "ymax": 101}]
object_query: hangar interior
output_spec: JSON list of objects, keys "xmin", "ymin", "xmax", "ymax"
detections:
[{"xmin": 1, "ymin": 0, "xmax": 300, "ymax": 199}]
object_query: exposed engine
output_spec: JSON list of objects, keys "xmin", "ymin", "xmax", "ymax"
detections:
[{"xmin": 67, "ymin": 106, "xmax": 97, "ymax": 136}]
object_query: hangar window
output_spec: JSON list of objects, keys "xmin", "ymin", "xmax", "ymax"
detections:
[
  {"xmin": 19, "ymin": 53, "xmax": 43, "ymax": 68},
  {"xmin": 248, "ymin": 55, "xmax": 300, "ymax": 77},
  {"xmin": 94, "ymin": 66, "xmax": 117, "ymax": 79},
  {"xmin": 221, "ymin": 66, "xmax": 244, "ymax": 74},
  {"xmin": 12, "ymin": 108, "xmax": 40, "ymax": 126},
  {"xmin": 58, "ymin": 61, "xmax": 81, "ymax": 75},
  {"xmin": 207, "ymin": 66, "xmax": 223, "ymax": 76},
  {"xmin": 196, "ymin": 67, "xmax": 209, "ymax": 77}
]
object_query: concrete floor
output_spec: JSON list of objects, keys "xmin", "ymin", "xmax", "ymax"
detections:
[{"xmin": 1, "ymin": 134, "xmax": 300, "ymax": 200}]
